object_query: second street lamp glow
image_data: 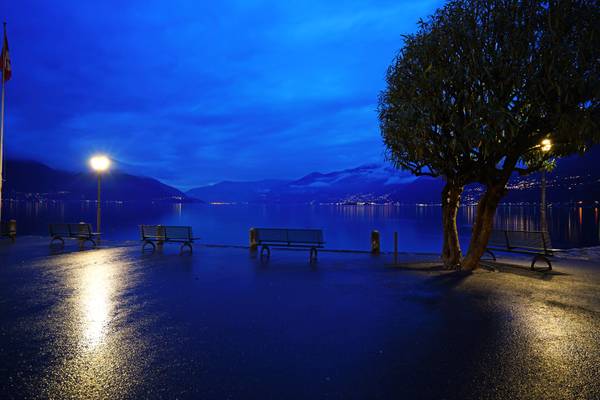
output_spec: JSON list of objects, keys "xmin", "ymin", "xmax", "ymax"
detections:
[
  {"xmin": 90, "ymin": 155, "xmax": 110, "ymax": 172},
  {"xmin": 541, "ymin": 139, "xmax": 552, "ymax": 152},
  {"xmin": 539, "ymin": 139, "xmax": 552, "ymax": 234}
]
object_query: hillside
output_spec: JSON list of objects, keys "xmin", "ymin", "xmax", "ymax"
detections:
[
  {"xmin": 3, "ymin": 159, "xmax": 192, "ymax": 202},
  {"xmin": 186, "ymin": 148, "xmax": 600, "ymax": 205}
]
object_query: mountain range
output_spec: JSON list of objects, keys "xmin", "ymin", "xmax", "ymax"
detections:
[
  {"xmin": 3, "ymin": 160, "xmax": 190, "ymax": 202},
  {"xmin": 3, "ymin": 146, "xmax": 599, "ymax": 205},
  {"xmin": 186, "ymin": 147, "xmax": 600, "ymax": 205},
  {"xmin": 186, "ymin": 164, "xmax": 445, "ymax": 204}
]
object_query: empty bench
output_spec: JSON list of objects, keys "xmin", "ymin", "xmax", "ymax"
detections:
[
  {"xmin": 49, "ymin": 223, "xmax": 99, "ymax": 249},
  {"xmin": 1, "ymin": 219, "xmax": 16, "ymax": 243},
  {"xmin": 253, "ymin": 228, "xmax": 324, "ymax": 262},
  {"xmin": 141, "ymin": 225, "xmax": 199, "ymax": 254},
  {"xmin": 485, "ymin": 229, "xmax": 560, "ymax": 271}
]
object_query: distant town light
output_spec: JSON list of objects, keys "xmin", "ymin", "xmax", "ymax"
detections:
[
  {"xmin": 90, "ymin": 155, "xmax": 111, "ymax": 172},
  {"xmin": 540, "ymin": 139, "xmax": 552, "ymax": 152}
]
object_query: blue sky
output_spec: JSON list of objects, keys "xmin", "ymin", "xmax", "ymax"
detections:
[{"xmin": 2, "ymin": 0, "xmax": 443, "ymax": 189}]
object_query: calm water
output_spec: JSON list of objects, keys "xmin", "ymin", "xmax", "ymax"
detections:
[{"xmin": 2, "ymin": 201, "xmax": 599, "ymax": 251}]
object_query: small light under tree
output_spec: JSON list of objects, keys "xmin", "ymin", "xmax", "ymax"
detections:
[{"xmin": 540, "ymin": 139, "xmax": 552, "ymax": 153}]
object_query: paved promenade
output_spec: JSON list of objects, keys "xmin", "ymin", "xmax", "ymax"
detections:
[{"xmin": 0, "ymin": 238, "xmax": 599, "ymax": 399}]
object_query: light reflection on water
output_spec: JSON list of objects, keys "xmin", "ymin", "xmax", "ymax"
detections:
[{"xmin": 2, "ymin": 201, "xmax": 599, "ymax": 250}]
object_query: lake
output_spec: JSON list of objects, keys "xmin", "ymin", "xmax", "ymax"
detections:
[{"xmin": 2, "ymin": 201, "xmax": 599, "ymax": 251}]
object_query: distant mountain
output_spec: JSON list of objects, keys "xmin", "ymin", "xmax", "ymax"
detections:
[
  {"xmin": 6, "ymin": 146, "xmax": 598, "ymax": 205},
  {"xmin": 3, "ymin": 159, "xmax": 192, "ymax": 202},
  {"xmin": 270, "ymin": 164, "xmax": 439, "ymax": 204},
  {"xmin": 501, "ymin": 147, "xmax": 600, "ymax": 204},
  {"xmin": 187, "ymin": 164, "xmax": 443, "ymax": 204},
  {"xmin": 187, "ymin": 179, "xmax": 289, "ymax": 203},
  {"xmin": 186, "ymin": 148, "xmax": 600, "ymax": 205}
]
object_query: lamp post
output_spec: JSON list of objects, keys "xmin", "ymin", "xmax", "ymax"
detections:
[
  {"xmin": 540, "ymin": 139, "xmax": 552, "ymax": 233},
  {"xmin": 90, "ymin": 155, "xmax": 110, "ymax": 242}
]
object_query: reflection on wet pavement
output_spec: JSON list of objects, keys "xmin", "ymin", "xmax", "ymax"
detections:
[
  {"xmin": 0, "ymin": 239, "xmax": 599, "ymax": 399},
  {"xmin": 30, "ymin": 248, "xmax": 148, "ymax": 399}
]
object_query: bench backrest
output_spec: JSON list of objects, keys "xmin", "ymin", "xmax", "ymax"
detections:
[
  {"xmin": 164, "ymin": 226, "xmax": 192, "ymax": 241},
  {"xmin": 255, "ymin": 228, "xmax": 324, "ymax": 244},
  {"xmin": 141, "ymin": 225, "xmax": 166, "ymax": 240},
  {"xmin": 141, "ymin": 225, "xmax": 192, "ymax": 241},
  {"xmin": 49, "ymin": 223, "xmax": 71, "ymax": 237},
  {"xmin": 488, "ymin": 230, "xmax": 509, "ymax": 248},
  {"xmin": 50, "ymin": 223, "xmax": 93, "ymax": 238},
  {"xmin": 68, "ymin": 223, "xmax": 93, "ymax": 238},
  {"xmin": 488, "ymin": 229, "xmax": 551, "ymax": 252}
]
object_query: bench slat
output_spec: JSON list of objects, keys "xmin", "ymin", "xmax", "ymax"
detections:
[
  {"xmin": 68, "ymin": 223, "xmax": 94, "ymax": 238},
  {"xmin": 141, "ymin": 225, "xmax": 195, "ymax": 242},
  {"xmin": 165, "ymin": 226, "xmax": 192, "ymax": 241},
  {"xmin": 255, "ymin": 228, "xmax": 324, "ymax": 245},
  {"xmin": 287, "ymin": 229, "xmax": 323, "ymax": 244},
  {"xmin": 486, "ymin": 229, "xmax": 553, "ymax": 255},
  {"xmin": 49, "ymin": 223, "xmax": 96, "ymax": 238},
  {"xmin": 256, "ymin": 228, "xmax": 288, "ymax": 242},
  {"xmin": 141, "ymin": 225, "xmax": 166, "ymax": 240}
]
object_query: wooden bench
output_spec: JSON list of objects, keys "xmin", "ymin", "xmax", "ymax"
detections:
[
  {"xmin": 1, "ymin": 219, "xmax": 16, "ymax": 243},
  {"xmin": 49, "ymin": 223, "xmax": 99, "ymax": 249},
  {"xmin": 140, "ymin": 225, "xmax": 199, "ymax": 254},
  {"xmin": 485, "ymin": 229, "xmax": 560, "ymax": 271},
  {"xmin": 254, "ymin": 228, "xmax": 325, "ymax": 262}
]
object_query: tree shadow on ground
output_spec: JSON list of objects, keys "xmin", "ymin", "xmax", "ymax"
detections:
[
  {"xmin": 423, "ymin": 269, "xmax": 473, "ymax": 290},
  {"xmin": 480, "ymin": 261, "xmax": 569, "ymax": 280},
  {"xmin": 386, "ymin": 262, "xmax": 447, "ymax": 271}
]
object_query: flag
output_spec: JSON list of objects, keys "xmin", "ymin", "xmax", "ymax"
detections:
[{"xmin": 1, "ymin": 24, "xmax": 11, "ymax": 83}]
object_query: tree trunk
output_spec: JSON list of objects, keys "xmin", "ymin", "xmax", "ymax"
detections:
[
  {"xmin": 441, "ymin": 181, "xmax": 463, "ymax": 269},
  {"xmin": 462, "ymin": 181, "xmax": 507, "ymax": 270}
]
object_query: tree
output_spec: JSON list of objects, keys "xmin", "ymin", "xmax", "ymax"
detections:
[
  {"xmin": 378, "ymin": 17, "xmax": 477, "ymax": 268},
  {"xmin": 379, "ymin": 0, "xmax": 600, "ymax": 269}
]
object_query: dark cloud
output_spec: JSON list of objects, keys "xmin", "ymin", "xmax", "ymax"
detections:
[{"xmin": 2, "ymin": 0, "xmax": 443, "ymax": 189}]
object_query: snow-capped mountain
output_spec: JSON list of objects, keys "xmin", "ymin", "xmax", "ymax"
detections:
[
  {"xmin": 187, "ymin": 163, "xmax": 443, "ymax": 204},
  {"xmin": 187, "ymin": 146, "xmax": 600, "ymax": 205}
]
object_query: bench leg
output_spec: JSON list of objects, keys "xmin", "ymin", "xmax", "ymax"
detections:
[
  {"xmin": 78, "ymin": 238, "xmax": 96, "ymax": 250},
  {"xmin": 309, "ymin": 247, "xmax": 318, "ymax": 263},
  {"xmin": 531, "ymin": 255, "xmax": 552, "ymax": 271},
  {"xmin": 180, "ymin": 242, "xmax": 193, "ymax": 255},
  {"xmin": 484, "ymin": 249, "xmax": 496, "ymax": 261},
  {"xmin": 50, "ymin": 236, "xmax": 65, "ymax": 248},
  {"xmin": 142, "ymin": 240, "xmax": 156, "ymax": 253},
  {"xmin": 260, "ymin": 245, "xmax": 270, "ymax": 260}
]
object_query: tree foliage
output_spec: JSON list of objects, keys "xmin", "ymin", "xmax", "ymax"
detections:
[{"xmin": 379, "ymin": 0, "xmax": 600, "ymax": 269}]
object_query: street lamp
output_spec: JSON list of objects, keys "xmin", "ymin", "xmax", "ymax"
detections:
[
  {"xmin": 540, "ymin": 138, "xmax": 552, "ymax": 153},
  {"xmin": 90, "ymin": 155, "xmax": 110, "ymax": 242},
  {"xmin": 540, "ymin": 139, "xmax": 552, "ymax": 233}
]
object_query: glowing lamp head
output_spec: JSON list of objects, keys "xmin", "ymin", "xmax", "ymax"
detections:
[
  {"xmin": 90, "ymin": 155, "xmax": 111, "ymax": 172},
  {"xmin": 540, "ymin": 139, "xmax": 552, "ymax": 153}
]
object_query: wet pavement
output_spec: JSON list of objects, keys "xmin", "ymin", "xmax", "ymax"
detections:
[{"xmin": 0, "ymin": 237, "xmax": 599, "ymax": 399}]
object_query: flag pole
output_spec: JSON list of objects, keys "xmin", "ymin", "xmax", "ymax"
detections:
[
  {"xmin": 0, "ymin": 45, "xmax": 4, "ymax": 224},
  {"xmin": 0, "ymin": 21, "xmax": 6, "ymax": 224}
]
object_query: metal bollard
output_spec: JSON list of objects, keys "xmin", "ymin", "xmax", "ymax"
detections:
[
  {"xmin": 7, "ymin": 219, "xmax": 16, "ymax": 243},
  {"xmin": 371, "ymin": 230, "xmax": 380, "ymax": 255},
  {"xmin": 249, "ymin": 228, "xmax": 258, "ymax": 251}
]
